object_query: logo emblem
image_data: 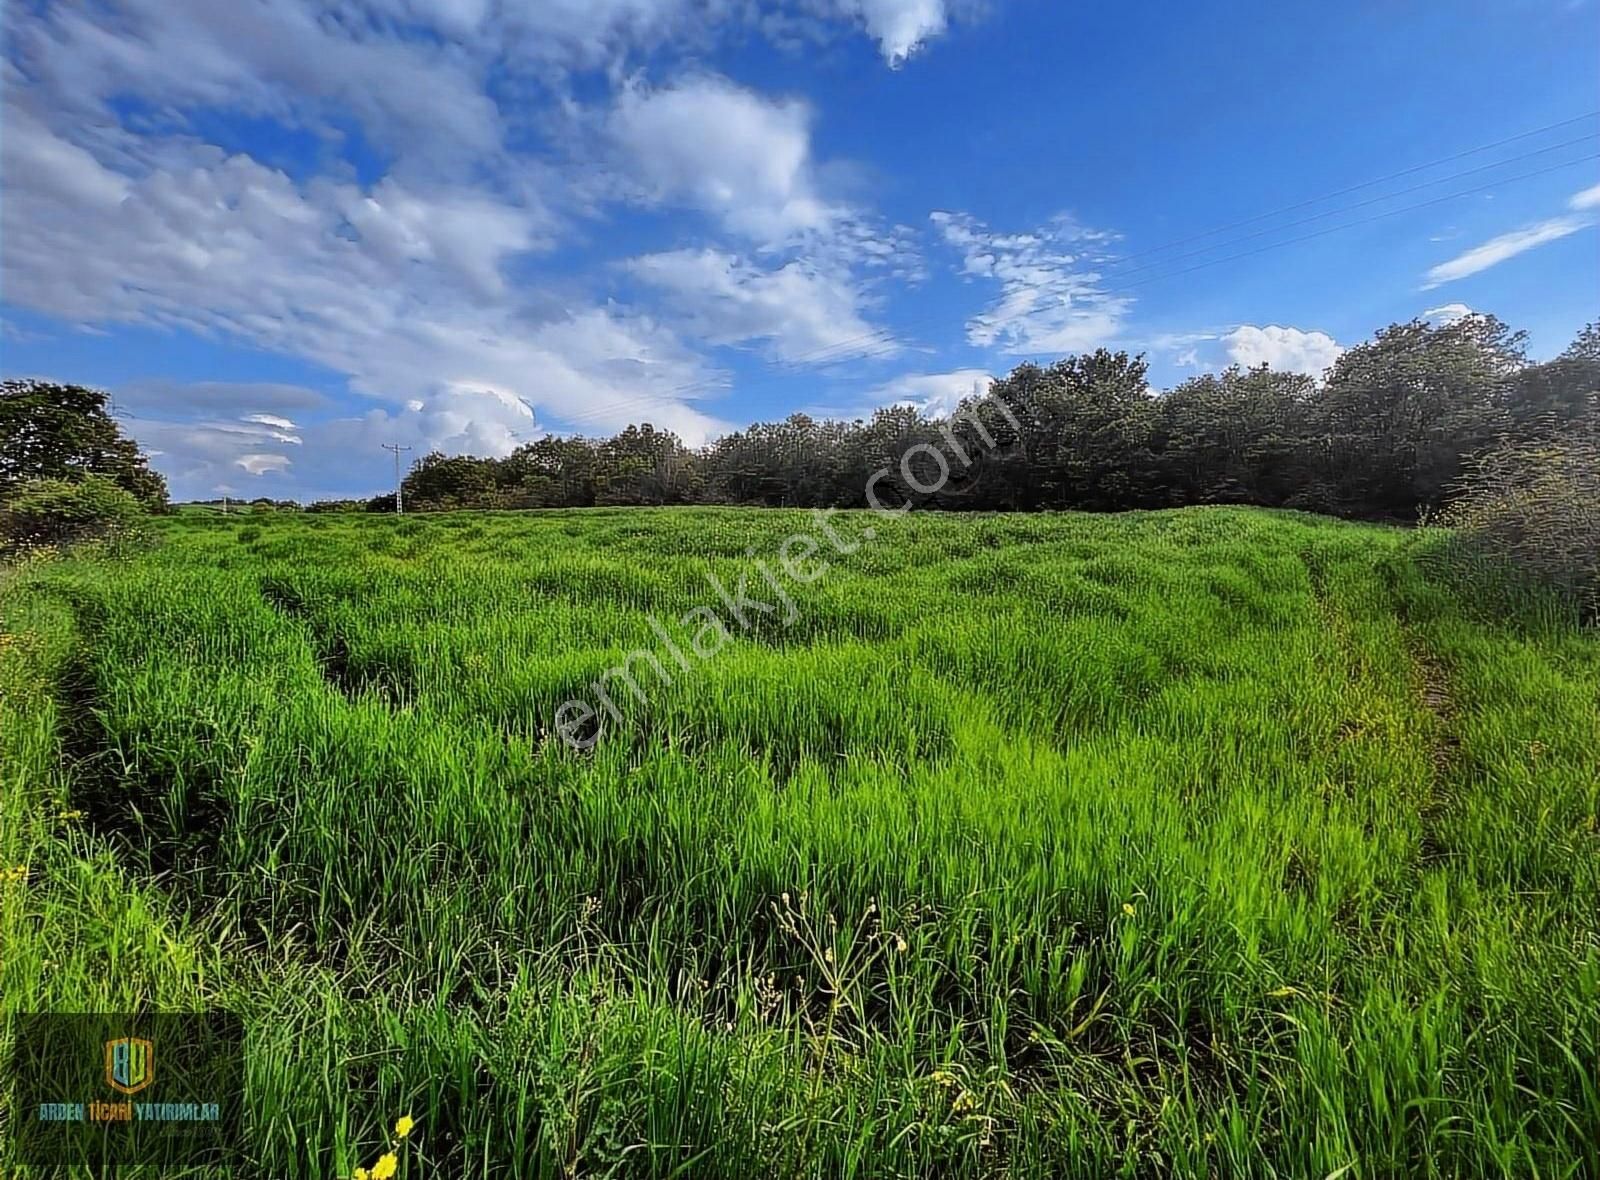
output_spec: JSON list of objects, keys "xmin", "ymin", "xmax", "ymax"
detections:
[{"xmin": 105, "ymin": 1037, "xmax": 154, "ymax": 1095}]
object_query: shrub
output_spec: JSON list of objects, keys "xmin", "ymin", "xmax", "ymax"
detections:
[
  {"xmin": 1, "ymin": 474, "xmax": 145, "ymax": 550},
  {"xmin": 1436, "ymin": 439, "xmax": 1600, "ymax": 622}
]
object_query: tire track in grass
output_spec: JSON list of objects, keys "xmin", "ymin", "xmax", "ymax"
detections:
[
  {"xmin": 258, "ymin": 573, "xmax": 414, "ymax": 708},
  {"xmin": 1408, "ymin": 639, "xmax": 1460, "ymax": 869}
]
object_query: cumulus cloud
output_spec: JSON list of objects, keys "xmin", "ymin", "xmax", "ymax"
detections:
[
  {"xmin": 113, "ymin": 380, "xmax": 567, "ymax": 500},
  {"xmin": 1422, "ymin": 302, "xmax": 1474, "ymax": 326},
  {"xmin": 627, "ymin": 248, "xmax": 896, "ymax": 363},
  {"xmin": 1222, "ymin": 325, "xmax": 1342, "ymax": 377},
  {"xmin": 237, "ymin": 453, "xmax": 293, "ymax": 477},
  {"xmin": 608, "ymin": 75, "xmax": 841, "ymax": 246},
  {"xmin": 0, "ymin": 0, "xmax": 974, "ymax": 499},
  {"xmin": 829, "ymin": 0, "xmax": 951, "ymax": 64},
  {"xmin": 867, "ymin": 368, "xmax": 993, "ymax": 415},
  {"xmin": 932, "ymin": 211, "xmax": 1131, "ymax": 354},
  {"xmin": 0, "ymin": 104, "xmax": 727, "ymax": 453},
  {"xmin": 602, "ymin": 75, "xmax": 917, "ymax": 365}
]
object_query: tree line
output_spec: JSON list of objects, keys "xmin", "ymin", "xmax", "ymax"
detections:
[
  {"xmin": 3, "ymin": 312, "xmax": 1593, "ymax": 525},
  {"xmin": 393, "ymin": 314, "xmax": 1597, "ymax": 521}
]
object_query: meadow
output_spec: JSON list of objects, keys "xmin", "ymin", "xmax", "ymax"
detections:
[{"xmin": 2, "ymin": 506, "xmax": 1596, "ymax": 1178}]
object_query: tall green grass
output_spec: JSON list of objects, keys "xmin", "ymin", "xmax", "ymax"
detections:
[{"xmin": 2, "ymin": 507, "xmax": 1596, "ymax": 1177}]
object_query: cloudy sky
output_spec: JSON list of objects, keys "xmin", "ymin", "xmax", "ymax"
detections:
[{"xmin": 3, "ymin": 0, "xmax": 1597, "ymax": 500}]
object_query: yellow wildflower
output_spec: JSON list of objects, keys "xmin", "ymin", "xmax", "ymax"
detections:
[
  {"xmin": 394, "ymin": 1114, "xmax": 415, "ymax": 1139},
  {"xmin": 353, "ymin": 1169, "xmax": 369, "ymax": 1180},
  {"xmin": 1121, "ymin": 902, "xmax": 1136, "ymax": 917},
  {"xmin": 371, "ymin": 1152, "xmax": 398, "ymax": 1180}
]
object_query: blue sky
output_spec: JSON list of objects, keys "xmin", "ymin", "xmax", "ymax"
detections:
[{"xmin": 3, "ymin": 0, "xmax": 1597, "ymax": 501}]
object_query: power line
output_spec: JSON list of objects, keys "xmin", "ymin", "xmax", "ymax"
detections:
[
  {"xmin": 533, "ymin": 115, "xmax": 1600, "ymax": 431},
  {"xmin": 1096, "ymin": 110, "xmax": 1599, "ymax": 271},
  {"xmin": 1093, "ymin": 149, "xmax": 1600, "ymax": 300},
  {"xmin": 1095, "ymin": 131, "xmax": 1598, "ymax": 285},
  {"xmin": 741, "ymin": 139, "xmax": 1600, "ymax": 377}
]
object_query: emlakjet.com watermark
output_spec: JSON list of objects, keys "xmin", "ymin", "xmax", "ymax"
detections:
[{"xmin": 552, "ymin": 393, "xmax": 1020, "ymax": 750}]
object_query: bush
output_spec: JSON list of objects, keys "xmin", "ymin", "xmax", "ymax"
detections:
[
  {"xmin": 1437, "ymin": 439, "xmax": 1600, "ymax": 622},
  {"xmin": 1, "ymin": 474, "xmax": 146, "ymax": 550}
]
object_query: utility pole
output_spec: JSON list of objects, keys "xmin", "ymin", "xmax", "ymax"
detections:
[{"xmin": 381, "ymin": 442, "xmax": 412, "ymax": 514}]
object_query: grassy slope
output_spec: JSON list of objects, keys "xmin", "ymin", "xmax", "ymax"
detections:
[{"xmin": 1, "ymin": 507, "xmax": 1596, "ymax": 1178}]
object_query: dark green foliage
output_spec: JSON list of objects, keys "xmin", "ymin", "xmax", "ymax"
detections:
[
  {"xmin": 0, "ymin": 474, "xmax": 145, "ymax": 548},
  {"xmin": 0, "ymin": 379, "xmax": 168, "ymax": 509},
  {"xmin": 391, "ymin": 315, "xmax": 1600, "ymax": 523},
  {"xmin": 1434, "ymin": 438, "xmax": 1600, "ymax": 622}
]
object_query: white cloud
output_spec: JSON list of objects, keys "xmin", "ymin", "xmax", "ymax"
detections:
[
  {"xmin": 450, "ymin": 0, "xmax": 966, "ymax": 70},
  {"xmin": 0, "ymin": 0, "xmax": 977, "ymax": 500},
  {"xmin": 1422, "ymin": 302, "xmax": 1474, "ymax": 326},
  {"xmin": 8, "ymin": 0, "xmax": 508, "ymax": 172},
  {"xmin": 1222, "ymin": 325, "xmax": 1342, "ymax": 376},
  {"xmin": 829, "ymin": 0, "xmax": 950, "ymax": 64},
  {"xmin": 244, "ymin": 413, "xmax": 298, "ymax": 431},
  {"xmin": 868, "ymin": 368, "xmax": 993, "ymax": 415},
  {"xmin": 603, "ymin": 76, "xmax": 917, "ymax": 365},
  {"xmin": 1568, "ymin": 181, "xmax": 1600, "ymax": 211},
  {"xmin": 1422, "ymin": 215, "xmax": 1592, "ymax": 288},
  {"xmin": 627, "ymin": 248, "xmax": 895, "ymax": 363},
  {"xmin": 237, "ymin": 453, "xmax": 293, "ymax": 477},
  {"xmin": 332, "ymin": 179, "xmax": 549, "ymax": 298},
  {"xmin": 608, "ymin": 75, "xmax": 841, "ymax": 245},
  {"xmin": 0, "ymin": 107, "xmax": 729, "ymax": 472},
  {"xmin": 932, "ymin": 211, "xmax": 1131, "ymax": 354}
]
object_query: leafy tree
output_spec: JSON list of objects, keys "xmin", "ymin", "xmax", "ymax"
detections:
[
  {"xmin": 594, "ymin": 424, "xmax": 699, "ymax": 505},
  {"xmin": 502, "ymin": 437, "xmax": 598, "ymax": 507},
  {"xmin": 1154, "ymin": 367, "xmax": 1314, "ymax": 506},
  {"xmin": 1315, "ymin": 316, "xmax": 1518, "ymax": 516},
  {"xmin": 0, "ymin": 379, "xmax": 168, "ymax": 509},
  {"xmin": 112, "ymin": 309, "xmax": 1583, "ymax": 526},
  {"xmin": 402, "ymin": 452, "xmax": 499, "ymax": 510},
  {"xmin": 980, "ymin": 351, "xmax": 1153, "ymax": 509},
  {"xmin": 1500, "ymin": 319, "xmax": 1600, "ymax": 438}
]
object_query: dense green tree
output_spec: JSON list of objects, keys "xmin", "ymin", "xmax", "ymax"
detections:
[
  {"xmin": 977, "ymin": 351, "xmax": 1153, "ymax": 509},
  {"xmin": 594, "ymin": 424, "xmax": 699, "ymax": 505},
  {"xmin": 0, "ymin": 379, "xmax": 168, "ymax": 509},
  {"xmin": 1315, "ymin": 316, "xmax": 1519, "ymax": 515},
  {"xmin": 1500, "ymin": 319, "xmax": 1600, "ymax": 438},
  {"xmin": 503, "ymin": 436, "xmax": 599, "ymax": 507},
  {"xmin": 188, "ymin": 310, "xmax": 1596, "ymax": 523},
  {"xmin": 1153, "ymin": 367, "xmax": 1315, "ymax": 506},
  {"xmin": 402, "ymin": 452, "xmax": 500, "ymax": 510}
]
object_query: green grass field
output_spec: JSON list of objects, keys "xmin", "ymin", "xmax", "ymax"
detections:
[{"xmin": 2, "ymin": 507, "xmax": 1597, "ymax": 1177}]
